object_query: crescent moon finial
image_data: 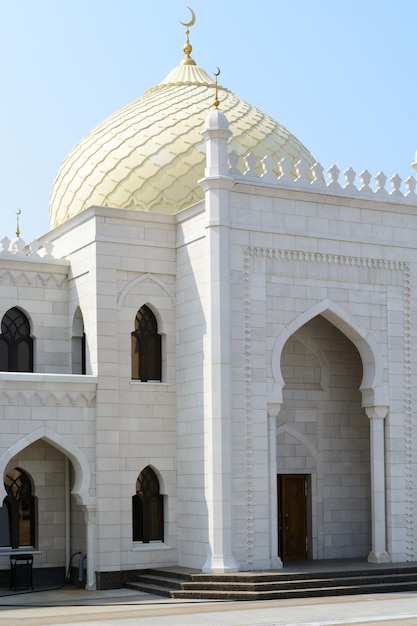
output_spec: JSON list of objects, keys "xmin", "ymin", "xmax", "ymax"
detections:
[
  {"xmin": 179, "ymin": 7, "xmax": 196, "ymax": 28},
  {"xmin": 179, "ymin": 7, "xmax": 196, "ymax": 66}
]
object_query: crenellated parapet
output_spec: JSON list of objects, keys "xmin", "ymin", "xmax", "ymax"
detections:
[
  {"xmin": 229, "ymin": 150, "xmax": 417, "ymax": 204},
  {"xmin": 0, "ymin": 236, "xmax": 59, "ymax": 260}
]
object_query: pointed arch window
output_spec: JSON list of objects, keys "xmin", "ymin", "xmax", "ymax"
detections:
[
  {"xmin": 132, "ymin": 466, "xmax": 163, "ymax": 543},
  {"xmin": 0, "ymin": 308, "xmax": 33, "ymax": 372},
  {"xmin": 2, "ymin": 468, "xmax": 36, "ymax": 549},
  {"xmin": 131, "ymin": 306, "xmax": 161, "ymax": 381}
]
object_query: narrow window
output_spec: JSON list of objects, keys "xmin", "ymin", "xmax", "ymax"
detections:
[
  {"xmin": 72, "ymin": 308, "xmax": 86, "ymax": 374},
  {"xmin": 131, "ymin": 306, "xmax": 161, "ymax": 381},
  {"xmin": 132, "ymin": 466, "xmax": 163, "ymax": 543},
  {"xmin": 0, "ymin": 308, "xmax": 33, "ymax": 372},
  {"xmin": 3, "ymin": 468, "xmax": 36, "ymax": 549}
]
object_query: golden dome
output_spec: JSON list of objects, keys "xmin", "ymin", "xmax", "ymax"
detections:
[{"xmin": 49, "ymin": 60, "xmax": 316, "ymax": 229}]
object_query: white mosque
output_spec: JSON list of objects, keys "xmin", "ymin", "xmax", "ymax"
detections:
[{"xmin": 0, "ymin": 10, "xmax": 416, "ymax": 590}]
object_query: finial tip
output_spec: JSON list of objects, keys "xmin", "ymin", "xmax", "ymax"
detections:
[
  {"xmin": 213, "ymin": 67, "xmax": 221, "ymax": 109},
  {"xmin": 15, "ymin": 208, "xmax": 21, "ymax": 237}
]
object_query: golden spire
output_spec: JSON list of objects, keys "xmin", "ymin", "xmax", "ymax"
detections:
[
  {"xmin": 15, "ymin": 209, "xmax": 21, "ymax": 237},
  {"xmin": 213, "ymin": 67, "xmax": 220, "ymax": 109},
  {"xmin": 179, "ymin": 7, "xmax": 196, "ymax": 66}
]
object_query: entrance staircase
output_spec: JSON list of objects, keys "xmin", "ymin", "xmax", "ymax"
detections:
[{"xmin": 126, "ymin": 561, "xmax": 417, "ymax": 600}]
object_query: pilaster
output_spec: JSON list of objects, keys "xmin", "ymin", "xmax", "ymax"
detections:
[{"xmin": 200, "ymin": 109, "xmax": 239, "ymax": 573}]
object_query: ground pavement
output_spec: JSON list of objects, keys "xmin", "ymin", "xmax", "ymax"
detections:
[{"xmin": 0, "ymin": 586, "xmax": 417, "ymax": 625}]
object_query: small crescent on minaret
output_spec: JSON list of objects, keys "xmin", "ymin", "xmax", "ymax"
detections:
[
  {"xmin": 180, "ymin": 6, "xmax": 196, "ymax": 28},
  {"xmin": 213, "ymin": 67, "xmax": 221, "ymax": 109},
  {"xmin": 15, "ymin": 208, "xmax": 21, "ymax": 237}
]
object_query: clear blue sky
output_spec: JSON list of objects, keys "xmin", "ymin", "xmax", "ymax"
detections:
[{"xmin": 1, "ymin": 0, "xmax": 416, "ymax": 243}]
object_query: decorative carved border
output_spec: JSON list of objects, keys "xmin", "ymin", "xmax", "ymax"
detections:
[
  {"xmin": 243, "ymin": 248, "xmax": 254, "ymax": 567},
  {"xmin": 246, "ymin": 248, "xmax": 407, "ymax": 272},
  {"xmin": 402, "ymin": 264, "xmax": 414, "ymax": 560},
  {"xmin": 0, "ymin": 270, "xmax": 67, "ymax": 287},
  {"xmin": 0, "ymin": 391, "xmax": 96, "ymax": 407}
]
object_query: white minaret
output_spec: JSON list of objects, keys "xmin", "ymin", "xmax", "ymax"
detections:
[{"xmin": 199, "ymin": 94, "xmax": 240, "ymax": 573}]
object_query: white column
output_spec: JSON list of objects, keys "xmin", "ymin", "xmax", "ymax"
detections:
[
  {"xmin": 365, "ymin": 405, "xmax": 390, "ymax": 563},
  {"xmin": 83, "ymin": 505, "xmax": 97, "ymax": 589},
  {"xmin": 65, "ymin": 457, "xmax": 70, "ymax": 574},
  {"xmin": 200, "ymin": 109, "xmax": 239, "ymax": 573},
  {"xmin": 268, "ymin": 405, "xmax": 283, "ymax": 569}
]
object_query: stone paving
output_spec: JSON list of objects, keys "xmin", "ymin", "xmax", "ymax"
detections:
[{"xmin": 0, "ymin": 586, "xmax": 416, "ymax": 625}]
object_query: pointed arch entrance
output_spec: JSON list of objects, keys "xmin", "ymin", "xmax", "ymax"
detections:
[
  {"xmin": 269, "ymin": 301, "xmax": 390, "ymax": 565},
  {"xmin": 0, "ymin": 428, "xmax": 96, "ymax": 589}
]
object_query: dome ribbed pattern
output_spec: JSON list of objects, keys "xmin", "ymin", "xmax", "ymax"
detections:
[{"xmin": 49, "ymin": 63, "xmax": 316, "ymax": 228}]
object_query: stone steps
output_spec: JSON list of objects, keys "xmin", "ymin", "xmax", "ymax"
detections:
[{"xmin": 126, "ymin": 565, "xmax": 417, "ymax": 600}]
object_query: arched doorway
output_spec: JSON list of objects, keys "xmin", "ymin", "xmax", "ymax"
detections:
[
  {"xmin": 0, "ymin": 440, "xmax": 84, "ymax": 577},
  {"xmin": 278, "ymin": 315, "xmax": 371, "ymax": 560},
  {"xmin": 0, "ymin": 430, "xmax": 95, "ymax": 587}
]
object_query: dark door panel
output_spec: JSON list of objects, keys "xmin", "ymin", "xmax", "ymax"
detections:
[{"xmin": 278, "ymin": 474, "xmax": 308, "ymax": 560}]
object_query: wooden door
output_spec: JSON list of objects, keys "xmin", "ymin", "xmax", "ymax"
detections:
[{"xmin": 278, "ymin": 474, "xmax": 308, "ymax": 560}]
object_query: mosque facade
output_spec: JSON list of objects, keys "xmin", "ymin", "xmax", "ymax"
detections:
[{"xmin": 0, "ymin": 16, "xmax": 416, "ymax": 589}]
